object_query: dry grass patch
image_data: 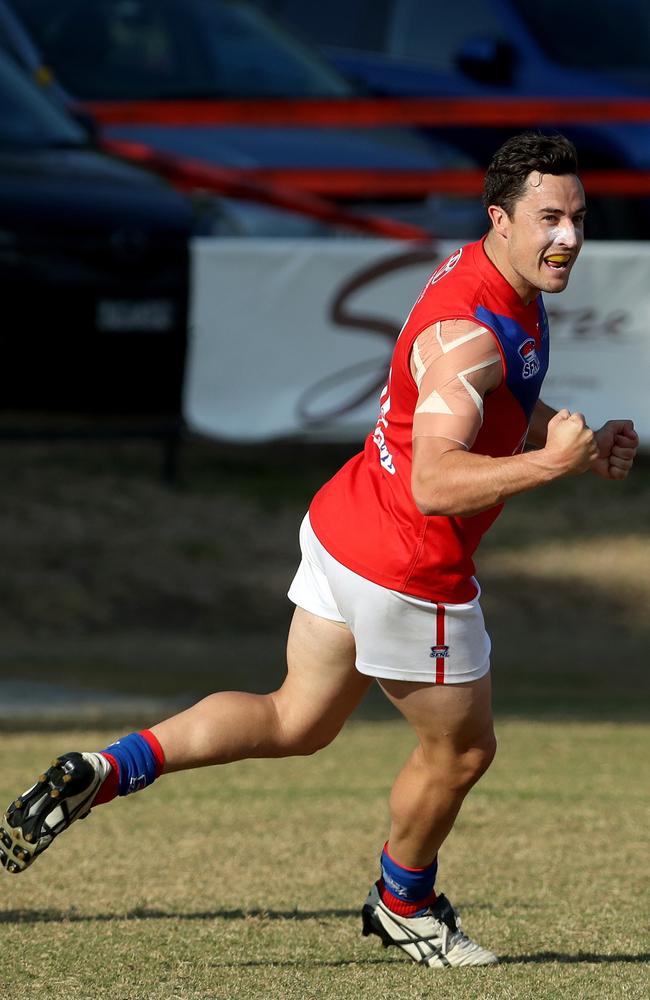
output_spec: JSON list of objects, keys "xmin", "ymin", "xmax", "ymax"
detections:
[{"xmin": 0, "ymin": 439, "xmax": 648, "ymax": 721}]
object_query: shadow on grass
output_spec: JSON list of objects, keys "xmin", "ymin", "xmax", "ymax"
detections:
[
  {"xmin": 498, "ymin": 952, "xmax": 650, "ymax": 965},
  {"xmin": 0, "ymin": 906, "xmax": 359, "ymax": 923},
  {"xmin": 212, "ymin": 959, "xmax": 398, "ymax": 967},
  {"xmin": 198, "ymin": 953, "xmax": 650, "ymax": 967},
  {"xmin": 2, "ymin": 908, "xmax": 649, "ymax": 966}
]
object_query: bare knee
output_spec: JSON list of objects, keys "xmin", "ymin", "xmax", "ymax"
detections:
[
  {"xmin": 420, "ymin": 728, "xmax": 497, "ymax": 793},
  {"xmin": 267, "ymin": 692, "xmax": 343, "ymax": 757},
  {"xmin": 273, "ymin": 721, "xmax": 342, "ymax": 757},
  {"xmin": 456, "ymin": 730, "xmax": 497, "ymax": 789}
]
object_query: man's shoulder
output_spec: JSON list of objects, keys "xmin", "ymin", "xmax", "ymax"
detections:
[
  {"xmin": 426, "ymin": 239, "xmax": 482, "ymax": 288},
  {"xmin": 408, "ymin": 241, "xmax": 488, "ymax": 329}
]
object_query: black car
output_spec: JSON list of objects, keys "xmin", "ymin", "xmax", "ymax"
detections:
[
  {"xmin": 0, "ymin": 0, "xmax": 486, "ymax": 240},
  {"xmin": 0, "ymin": 48, "xmax": 196, "ymax": 414}
]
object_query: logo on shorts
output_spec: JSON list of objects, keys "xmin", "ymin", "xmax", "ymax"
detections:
[
  {"xmin": 518, "ymin": 338, "xmax": 540, "ymax": 380},
  {"xmin": 430, "ymin": 645, "xmax": 450, "ymax": 658}
]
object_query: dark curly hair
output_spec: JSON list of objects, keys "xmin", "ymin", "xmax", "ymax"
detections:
[{"xmin": 483, "ymin": 131, "xmax": 579, "ymax": 219}]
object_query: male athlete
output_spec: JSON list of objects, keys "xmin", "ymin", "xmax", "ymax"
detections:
[{"xmin": 1, "ymin": 133, "xmax": 639, "ymax": 969}]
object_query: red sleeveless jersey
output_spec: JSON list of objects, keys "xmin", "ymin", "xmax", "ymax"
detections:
[{"xmin": 309, "ymin": 238, "xmax": 549, "ymax": 603}]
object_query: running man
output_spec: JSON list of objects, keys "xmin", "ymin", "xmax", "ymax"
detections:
[{"xmin": 1, "ymin": 132, "xmax": 639, "ymax": 969}]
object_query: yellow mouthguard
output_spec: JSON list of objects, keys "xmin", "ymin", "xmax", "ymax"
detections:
[{"xmin": 546, "ymin": 254, "xmax": 570, "ymax": 262}]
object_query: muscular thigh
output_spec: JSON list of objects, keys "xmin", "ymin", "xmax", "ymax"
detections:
[
  {"xmin": 379, "ymin": 672, "xmax": 494, "ymax": 754},
  {"xmin": 274, "ymin": 606, "xmax": 372, "ymax": 741}
]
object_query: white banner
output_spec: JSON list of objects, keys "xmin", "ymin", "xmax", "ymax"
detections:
[{"xmin": 184, "ymin": 238, "xmax": 650, "ymax": 445}]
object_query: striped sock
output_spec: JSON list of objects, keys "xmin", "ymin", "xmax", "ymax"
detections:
[
  {"xmin": 377, "ymin": 841, "xmax": 438, "ymax": 917},
  {"xmin": 93, "ymin": 729, "xmax": 165, "ymax": 806}
]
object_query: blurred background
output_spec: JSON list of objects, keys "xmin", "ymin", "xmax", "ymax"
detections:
[{"xmin": 0, "ymin": 0, "xmax": 648, "ymax": 728}]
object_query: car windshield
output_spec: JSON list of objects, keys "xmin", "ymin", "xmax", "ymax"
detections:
[
  {"xmin": 247, "ymin": 1, "xmax": 650, "ymax": 85},
  {"xmin": 249, "ymin": 0, "xmax": 393, "ymax": 54},
  {"xmin": 10, "ymin": 0, "xmax": 353, "ymax": 99},
  {"xmin": 0, "ymin": 49, "xmax": 86, "ymax": 148},
  {"xmin": 512, "ymin": 0, "xmax": 650, "ymax": 82},
  {"xmin": 245, "ymin": 1, "xmax": 507, "ymax": 70}
]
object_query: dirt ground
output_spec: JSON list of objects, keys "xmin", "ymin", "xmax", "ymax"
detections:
[{"xmin": 0, "ymin": 434, "xmax": 648, "ymax": 724}]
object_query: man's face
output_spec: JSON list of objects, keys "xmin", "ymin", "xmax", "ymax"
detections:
[{"xmin": 497, "ymin": 171, "xmax": 586, "ymax": 303}]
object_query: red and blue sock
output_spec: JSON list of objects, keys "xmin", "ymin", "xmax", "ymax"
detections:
[
  {"xmin": 377, "ymin": 841, "xmax": 438, "ymax": 917},
  {"xmin": 93, "ymin": 729, "xmax": 165, "ymax": 806}
]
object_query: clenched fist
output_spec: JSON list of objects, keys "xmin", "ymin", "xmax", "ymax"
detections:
[
  {"xmin": 591, "ymin": 419, "xmax": 639, "ymax": 481},
  {"xmin": 544, "ymin": 409, "xmax": 599, "ymax": 476}
]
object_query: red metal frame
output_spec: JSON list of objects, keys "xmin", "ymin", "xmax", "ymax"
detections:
[
  {"xmin": 86, "ymin": 96, "xmax": 650, "ymax": 128},
  {"xmin": 94, "ymin": 97, "xmax": 650, "ymax": 240}
]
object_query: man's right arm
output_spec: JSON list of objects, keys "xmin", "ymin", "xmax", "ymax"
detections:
[
  {"xmin": 408, "ymin": 319, "xmax": 599, "ymax": 517},
  {"xmin": 412, "ymin": 411, "xmax": 598, "ymax": 518}
]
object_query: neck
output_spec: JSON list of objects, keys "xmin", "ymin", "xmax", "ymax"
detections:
[{"xmin": 483, "ymin": 230, "xmax": 538, "ymax": 305}]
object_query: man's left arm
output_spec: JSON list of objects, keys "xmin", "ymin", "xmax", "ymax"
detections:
[{"xmin": 528, "ymin": 400, "xmax": 639, "ymax": 480}]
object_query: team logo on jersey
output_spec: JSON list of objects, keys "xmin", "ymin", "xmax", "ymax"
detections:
[
  {"xmin": 518, "ymin": 338, "xmax": 541, "ymax": 380},
  {"xmin": 430, "ymin": 645, "xmax": 450, "ymax": 658},
  {"xmin": 429, "ymin": 247, "xmax": 463, "ymax": 286}
]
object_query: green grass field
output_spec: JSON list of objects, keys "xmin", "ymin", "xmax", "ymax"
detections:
[
  {"xmin": 1, "ymin": 720, "xmax": 648, "ymax": 1000},
  {"xmin": 0, "ymin": 437, "xmax": 648, "ymax": 997}
]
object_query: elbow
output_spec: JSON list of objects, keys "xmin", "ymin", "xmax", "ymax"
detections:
[
  {"xmin": 414, "ymin": 496, "xmax": 441, "ymax": 516},
  {"xmin": 411, "ymin": 448, "xmax": 470, "ymax": 516},
  {"xmin": 412, "ymin": 475, "xmax": 477, "ymax": 517},
  {"xmin": 412, "ymin": 485, "xmax": 456, "ymax": 517}
]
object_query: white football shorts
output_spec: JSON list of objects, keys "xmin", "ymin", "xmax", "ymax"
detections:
[{"xmin": 287, "ymin": 513, "xmax": 491, "ymax": 685}]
